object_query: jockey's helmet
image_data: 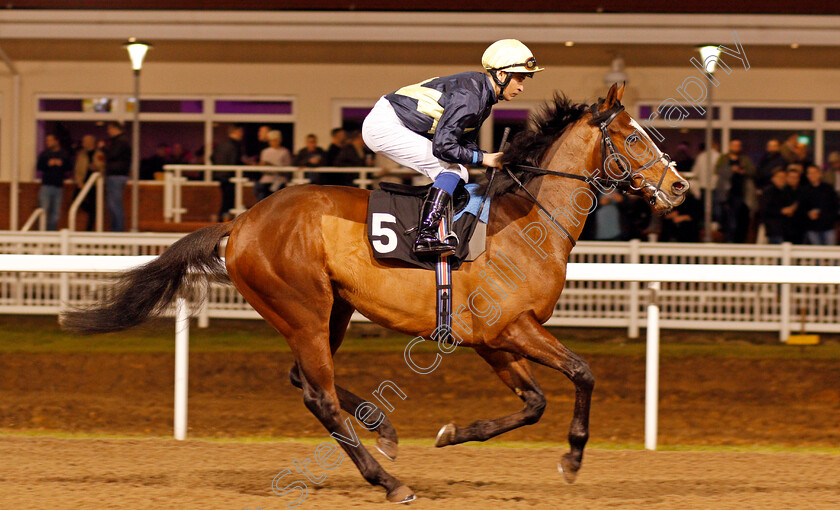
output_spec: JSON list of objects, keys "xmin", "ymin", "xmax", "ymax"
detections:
[{"xmin": 481, "ymin": 39, "xmax": 544, "ymax": 75}]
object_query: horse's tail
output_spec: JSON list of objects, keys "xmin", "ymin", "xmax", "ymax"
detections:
[{"xmin": 60, "ymin": 222, "xmax": 234, "ymax": 334}]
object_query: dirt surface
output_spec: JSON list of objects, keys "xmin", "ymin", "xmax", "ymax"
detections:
[
  {"xmin": 1, "ymin": 350, "xmax": 839, "ymax": 446},
  {"xmin": 2, "ymin": 436, "xmax": 840, "ymax": 509}
]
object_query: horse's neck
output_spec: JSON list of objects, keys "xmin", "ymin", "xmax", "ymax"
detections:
[{"xmin": 490, "ymin": 126, "xmax": 600, "ymax": 268}]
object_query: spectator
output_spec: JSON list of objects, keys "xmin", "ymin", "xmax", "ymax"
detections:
[
  {"xmin": 294, "ymin": 134, "xmax": 326, "ymax": 167},
  {"xmin": 73, "ymin": 134, "xmax": 105, "ymax": 231},
  {"xmin": 715, "ymin": 139, "xmax": 755, "ymax": 243},
  {"xmin": 799, "ymin": 165, "xmax": 838, "ymax": 245},
  {"xmin": 756, "ymin": 139, "xmax": 786, "ymax": 191},
  {"xmin": 760, "ymin": 168, "xmax": 794, "ymax": 244},
  {"xmin": 211, "ymin": 124, "xmax": 246, "ymax": 221},
  {"xmin": 333, "ymin": 130, "xmax": 371, "ymax": 187},
  {"xmin": 140, "ymin": 143, "xmax": 170, "ymax": 180},
  {"xmin": 254, "ymin": 130, "xmax": 292, "ymax": 202},
  {"xmin": 335, "ymin": 130, "xmax": 372, "ymax": 166},
  {"xmin": 325, "ymin": 127, "xmax": 347, "ymax": 166},
  {"xmin": 660, "ymin": 191, "xmax": 702, "ymax": 242},
  {"xmin": 794, "ymin": 141, "xmax": 814, "ymax": 169},
  {"xmin": 104, "ymin": 122, "xmax": 131, "ymax": 232},
  {"xmin": 171, "ymin": 143, "xmax": 191, "ymax": 164},
  {"xmin": 592, "ymin": 192, "xmax": 624, "ymax": 241},
  {"xmin": 36, "ymin": 133, "xmax": 71, "ymax": 231},
  {"xmin": 294, "ymin": 133, "xmax": 326, "ymax": 184},
  {"xmin": 780, "ymin": 134, "xmax": 799, "ymax": 163},
  {"xmin": 171, "ymin": 143, "xmax": 200, "ymax": 181},
  {"xmin": 620, "ymin": 194, "xmax": 652, "ymax": 240},
  {"xmin": 688, "ymin": 141, "xmax": 719, "ymax": 200},
  {"xmin": 784, "ymin": 166, "xmax": 805, "ymax": 243},
  {"xmin": 824, "ymin": 151, "xmax": 840, "ymax": 191},
  {"xmin": 673, "ymin": 141, "xmax": 694, "ymax": 174},
  {"xmin": 255, "ymin": 125, "xmax": 271, "ymax": 158}
]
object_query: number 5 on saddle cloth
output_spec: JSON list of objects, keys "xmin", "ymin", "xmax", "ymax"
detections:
[{"xmin": 367, "ymin": 181, "xmax": 491, "ymax": 337}]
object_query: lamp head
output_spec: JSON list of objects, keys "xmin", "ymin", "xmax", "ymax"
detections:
[
  {"xmin": 696, "ymin": 44, "xmax": 721, "ymax": 74},
  {"xmin": 123, "ymin": 38, "xmax": 153, "ymax": 71}
]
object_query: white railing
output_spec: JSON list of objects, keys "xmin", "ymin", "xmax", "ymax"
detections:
[
  {"xmin": 162, "ymin": 164, "xmax": 420, "ymax": 222},
  {"xmin": 21, "ymin": 208, "xmax": 46, "ymax": 232},
  {"xmin": 2, "ymin": 231, "xmax": 840, "ymax": 340},
  {"xmin": 2, "ymin": 253, "xmax": 839, "ymax": 448},
  {"xmin": 67, "ymin": 171, "xmax": 105, "ymax": 232}
]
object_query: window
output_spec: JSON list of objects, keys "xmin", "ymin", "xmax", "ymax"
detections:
[
  {"xmin": 215, "ymin": 100, "xmax": 292, "ymax": 115},
  {"xmin": 340, "ymin": 107, "xmax": 372, "ymax": 133},
  {"xmin": 35, "ymin": 95, "xmax": 298, "ymax": 176},
  {"xmin": 732, "ymin": 107, "xmax": 812, "ymax": 122},
  {"xmin": 639, "ymin": 104, "xmax": 719, "ymax": 122}
]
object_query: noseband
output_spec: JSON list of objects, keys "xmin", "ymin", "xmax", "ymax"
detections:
[{"xmin": 501, "ymin": 100, "xmax": 674, "ymax": 247}]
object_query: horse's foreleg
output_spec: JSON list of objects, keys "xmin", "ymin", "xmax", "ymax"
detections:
[
  {"xmin": 493, "ymin": 312, "xmax": 594, "ymax": 483},
  {"xmin": 434, "ymin": 347, "xmax": 545, "ymax": 447},
  {"xmin": 288, "ymin": 364, "xmax": 399, "ymax": 460}
]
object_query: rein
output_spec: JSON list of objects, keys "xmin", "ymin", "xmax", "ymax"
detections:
[{"xmin": 500, "ymin": 101, "xmax": 673, "ymax": 247}]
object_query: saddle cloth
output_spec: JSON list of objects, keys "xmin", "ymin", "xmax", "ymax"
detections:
[{"xmin": 367, "ymin": 182, "xmax": 490, "ymax": 270}]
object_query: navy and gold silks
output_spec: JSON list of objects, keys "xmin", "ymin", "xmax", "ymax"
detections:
[{"xmin": 385, "ymin": 71, "xmax": 497, "ymax": 167}]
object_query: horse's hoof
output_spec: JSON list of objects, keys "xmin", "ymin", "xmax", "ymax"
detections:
[
  {"xmin": 376, "ymin": 437, "xmax": 398, "ymax": 461},
  {"xmin": 434, "ymin": 423, "xmax": 456, "ymax": 448},
  {"xmin": 386, "ymin": 484, "xmax": 416, "ymax": 504},
  {"xmin": 558, "ymin": 453, "xmax": 580, "ymax": 484}
]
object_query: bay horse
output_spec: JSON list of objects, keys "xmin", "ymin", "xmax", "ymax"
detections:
[{"xmin": 61, "ymin": 84, "xmax": 688, "ymax": 503}]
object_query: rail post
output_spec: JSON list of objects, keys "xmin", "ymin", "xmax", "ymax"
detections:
[
  {"xmin": 780, "ymin": 242, "xmax": 792, "ymax": 342},
  {"xmin": 59, "ymin": 229, "xmax": 71, "ymax": 310},
  {"xmin": 628, "ymin": 238, "xmax": 641, "ymax": 339},
  {"xmin": 174, "ymin": 296, "xmax": 190, "ymax": 440},
  {"xmin": 644, "ymin": 281, "xmax": 660, "ymax": 451},
  {"xmin": 95, "ymin": 174, "xmax": 104, "ymax": 232}
]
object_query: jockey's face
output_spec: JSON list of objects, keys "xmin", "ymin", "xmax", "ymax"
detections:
[{"xmin": 499, "ymin": 71, "xmax": 528, "ymax": 101}]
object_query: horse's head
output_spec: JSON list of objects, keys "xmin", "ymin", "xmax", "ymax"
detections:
[{"xmin": 590, "ymin": 83, "xmax": 688, "ymax": 213}]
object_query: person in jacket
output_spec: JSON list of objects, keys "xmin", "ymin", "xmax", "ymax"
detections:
[
  {"xmin": 104, "ymin": 122, "xmax": 131, "ymax": 231},
  {"xmin": 760, "ymin": 168, "xmax": 795, "ymax": 244},
  {"xmin": 362, "ymin": 39, "xmax": 543, "ymax": 255},
  {"xmin": 799, "ymin": 165, "xmax": 838, "ymax": 245},
  {"xmin": 36, "ymin": 133, "xmax": 71, "ymax": 230}
]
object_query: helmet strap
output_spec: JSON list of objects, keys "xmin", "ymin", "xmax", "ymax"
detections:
[{"xmin": 490, "ymin": 70, "xmax": 513, "ymax": 101}]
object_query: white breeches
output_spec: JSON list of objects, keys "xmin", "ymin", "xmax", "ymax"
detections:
[{"xmin": 362, "ymin": 96, "xmax": 468, "ymax": 182}]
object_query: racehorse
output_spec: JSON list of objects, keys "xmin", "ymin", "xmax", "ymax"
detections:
[{"xmin": 61, "ymin": 84, "xmax": 688, "ymax": 503}]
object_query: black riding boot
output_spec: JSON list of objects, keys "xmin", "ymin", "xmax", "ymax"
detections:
[{"xmin": 413, "ymin": 187, "xmax": 458, "ymax": 256}]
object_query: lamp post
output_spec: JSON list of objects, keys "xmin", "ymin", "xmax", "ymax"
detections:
[
  {"xmin": 697, "ymin": 44, "xmax": 721, "ymax": 243},
  {"xmin": 123, "ymin": 38, "xmax": 152, "ymax": 232}
]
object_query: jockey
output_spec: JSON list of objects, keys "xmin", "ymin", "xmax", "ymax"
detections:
[{"xmin": 362, "ymin": 39, "xmax": 543, "ymax": 256}]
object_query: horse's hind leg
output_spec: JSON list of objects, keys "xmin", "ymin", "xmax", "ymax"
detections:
[
  {"xmin": 288, "ymin": 364, "xmax": 399, "ymax": 461},
  {"xmin": 292, "ymin": 339, "xmax": 414, "ymax": 503},
  {"xmin": 434, "ymin": 346, "xmax": 546, "ymax": 447},
  {"xmin": 289, "ymin": 294, "xmax": 399, "ymax": 460}
]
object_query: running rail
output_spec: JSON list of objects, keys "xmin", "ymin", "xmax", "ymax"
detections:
[{"xmin": 2, "ymin": 254, "xmax": 840, "ymax": 448}]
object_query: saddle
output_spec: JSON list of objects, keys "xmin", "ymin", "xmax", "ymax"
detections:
[{"xmin": 367, "ymin": 181, "xmax": 490, "ymax": 270}]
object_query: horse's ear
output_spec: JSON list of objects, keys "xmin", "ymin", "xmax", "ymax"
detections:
[
  {"xmin": 601, "ymin": 83, "xmax": 619, "ymax": 111},
  {"xmin": 616, "ymin": 82, "xmax": 626, "ymax": 101}
]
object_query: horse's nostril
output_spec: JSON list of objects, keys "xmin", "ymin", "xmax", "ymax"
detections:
[{"xmin": 671, "ymin": 180, "xmax": 688, "ymax": 194}]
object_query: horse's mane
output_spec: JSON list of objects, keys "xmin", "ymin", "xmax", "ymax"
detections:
[{"xmin": 477, "ymin": 93, "xmax": 614, "ymax": 199}]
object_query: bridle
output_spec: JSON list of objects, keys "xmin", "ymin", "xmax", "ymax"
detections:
[{"xmin": 500, "ymin": 100, "xmax": 675, "ymax": 246}]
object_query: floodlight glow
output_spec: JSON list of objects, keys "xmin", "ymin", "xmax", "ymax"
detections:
[
  {"xmin": 697, "ymin": 44, "xmax": 722, "ymax": 74},
  {"xmin": 123, "ymin": 38, "xmax": 152, "ymax": 71}
]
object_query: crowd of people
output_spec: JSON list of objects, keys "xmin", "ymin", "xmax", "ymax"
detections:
[
  {"xmin": 34, "ymin": 124, "xmax": 840, "ymax": 245},
  {"xmin": 35, "ymin": 121, "xmax": 132, "ymax": 231},
  {"xmin": 33, "ymin": 123, "xmax": 377, "ymax": 229},
  {"xmin": 671, "ymin": 135, "xmax": 840, "ymax": 245}
]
